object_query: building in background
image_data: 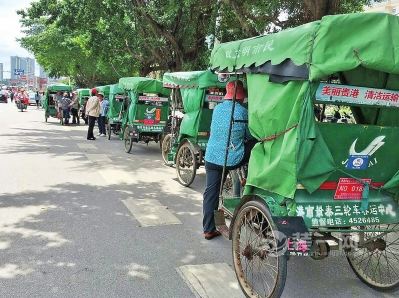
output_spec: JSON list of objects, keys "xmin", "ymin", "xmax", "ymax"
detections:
[
  {"xmin": 10, "ymin": 56, "xmax": 35, "ymax": 81},
  {"xmin": 365, "ymin": 0, "xmax": 399, "ymax": 14},
  {"xmin": 0, "ymin": 63, "xmax": 3, "ymax": 82},
  {"xmin": 39, "ymin": 66, "xmax": 48, "ymax": 79}
]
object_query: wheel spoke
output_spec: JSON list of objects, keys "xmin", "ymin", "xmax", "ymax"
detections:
[
  {"xmin": 233, "ymin": 203, "xmax": 284, "ymax": 298},
  {"xmin": 348, "ymin": 225, "xmax": 399, "ymax": 288}
]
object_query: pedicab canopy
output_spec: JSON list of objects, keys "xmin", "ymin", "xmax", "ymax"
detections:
[
  {"xmin": 118, "ymin": 77, "xmax": 171, "ymax": 126},
  {"xmin": 107, "ymin": 84, "xmax": 125, "ymax": 119},
  {"xmin": 46, "ymin": 84, "xmax": 72, "ymax": 93},
  {"xmin": 210, "ymin": 13, "xmax": 399, "ymax": 200},
  {"xmin": 43, "ymin": 84, "xmax": 73, "ymax": 109},
  {"xmin": 118, "ymin": 77, "xmax": 170, "ymax": 96},
  {"xmin": 163, "ymin": 70, "xmax": 227, "ymax": 138},
  {"xmin": 77, "ymin": 88, "xmax": 90, "ymax": 105},
  {"xmin": 96, "ymin": 85, "xmax": 111, "ymax": 97}
]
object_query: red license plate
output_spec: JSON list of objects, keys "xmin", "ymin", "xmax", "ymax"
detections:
[{"xmin": 334, "ymin": 178, "xmax": 371, "ymax": 200}]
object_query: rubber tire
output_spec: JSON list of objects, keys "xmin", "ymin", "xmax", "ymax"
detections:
[
  {"xmin": 231, "ymin": 199, "xmax": 288, "ymax": 298},
  {"xmin": 346, "ymin": 227, "xmax": 399, "ymax": 292},
  {"xmin": 176, "ymin": 142, "xmax": 197, "ymax": 187},
  {"xmin": 124, "ymin": 127, "xmax": 133, "ymax": 153},
  {"xmin": 45, "ymin": 114, "xmax": 48, "ymax": 122},
  {"xmin": 161, "ymin": 133, "xmax": 172, "ymax": 165}
]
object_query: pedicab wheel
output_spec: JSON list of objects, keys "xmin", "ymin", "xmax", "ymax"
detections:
[
  {"xmin": 222, "ymin": 170, "xmax": 241, "ymax": 198},
  {"xmin": 107, "ymin": 123, "xmax": 111, "ymax": 140},
  {"xmin": 176, "ymin": 142, "xmax": 197, "ymax": 187},
  {"xmin": 232, "ymin": 199, "xmax": 287, "ymax": 298},
  {"xmin": 123, "ymin": 127, "xmax": 133, "ymax": 153},
  {"xmin": 161, "ymin": 133, "xmax": 172, "ymax": 165},
  {"xmin": 346, "ymin": 223, "xmax": 399, "ymax": 291},
  {"xmin": 45, "ymin": 114, "xmax": 48, "ymax": 122}
]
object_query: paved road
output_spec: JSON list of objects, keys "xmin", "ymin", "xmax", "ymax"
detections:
[{"xmin": 0, "ymin": 101, "xmax": 397, "ymax": 298}]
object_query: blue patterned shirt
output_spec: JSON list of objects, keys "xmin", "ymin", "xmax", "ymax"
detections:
[
  {"xmin": 205, "ymin": 101, "xmax": 248, "ymax": 167},
  {"xmin": 100, "ymin": 99, "xmax": 109, "ymax": 116}
]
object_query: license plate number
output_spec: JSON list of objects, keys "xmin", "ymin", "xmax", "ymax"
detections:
[{"xmin": 334, "ymin": 178, "xmax": 371, "ymax": 200}]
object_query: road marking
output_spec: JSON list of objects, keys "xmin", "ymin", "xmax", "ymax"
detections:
[
  {"xmin": 177, "ymin": 263, "xmax": 244, "ymax": 298},
  {"xmin": 77, "ymin": 143, "xmax": 97, "ymax": 150},
  {"xmin": 85, "ymin": 154, "xmax": 112, "ymax": 163},
  {"xmin": 121, "ymin": 198, "xmax": 182, "ymax": 227},
  {"xmin": 70, "ymin": 135, "xmax": 83, "ymax": 141}
]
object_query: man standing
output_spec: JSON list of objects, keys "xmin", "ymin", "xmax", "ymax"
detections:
[
  {"xmin": 60, "ymin": 92, "xmax": 72, "ymax": 125},
  {"xmin": 69, "ymin": 91, "xmax": 80, "ymax": 125},
  {"xmin": 97, "ymin": 92, "xmax": 109, "ymax": 137},
  {"xmin": 202, "ymin": 80, "xmax": 251, "ymax": 240},
  {"xmin": 35, "ymin": 91, "xmax": 40, "ymax": 108},
  {"xmin": 86, "ymin": 88, "xmax": 100, "ymax": 140}
]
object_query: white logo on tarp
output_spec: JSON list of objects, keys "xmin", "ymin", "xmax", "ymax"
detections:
[
  {"xmin": 146, "ymin": 107, "xmax": 156, "ymax": 114},
  {"xmin": 349, "ymin": 136, "xmax": 385, "ymax": 156},
  {"xmin": 342, "ymin": 135, "xmax": 385, "ymax": 168}
]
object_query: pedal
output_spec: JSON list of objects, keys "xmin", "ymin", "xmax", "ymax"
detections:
[{"xmin": 214, "ymin": 209, "xmax": 229, "ymax": 239}]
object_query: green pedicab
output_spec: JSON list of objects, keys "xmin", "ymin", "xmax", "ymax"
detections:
[
  {"xmin": 118, "ymin": 77, "xmax": 171, "ymax": 153},
  {"xmin": 77, "ymin": 88, "xmax": 90, "ymax": 124},
  {"xmin": 210, "ymin": 13, "xmax": 399, "ymax": 297},
  {"xmin": 162, "ymin": 70, "xmax": 228, "ymax": 187},
  {"xmin": 43, "ymin": 84, "xmax": 72, "ymax": 124},
  {"xmin": 96, "ymin": 85, "xmax": 111, "ymax": 99},
  {"xmin": 106, "ymin": 84, "xmax": 127, "ymax": 140}
]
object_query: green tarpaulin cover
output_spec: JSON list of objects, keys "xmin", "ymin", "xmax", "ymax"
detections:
[
  {"xmin": 43, "ymin": 84, "xmax": 72, "ymax": 110},
  {"xmin": 163, "ymin": 70, "xmax": 227, "ymax": 89},
  {"xmin": 77, "ymin": 88, "xmax": 90, "ymax": 106},
  {"xmin": 211, "ymin": 13, "xmax": 399, "ymax": 80},
  {"xmin": 96, "ymin": 85, "xmax": 111, "ymax": 97},
  {"xmin": 118, "ymin": 77, "xmax": 170, "ymax": 97},
  {"xmin": 179, "ymin": 88, "xmax": 204, "ymax": 137},
  {"xmin": 46, "ymin": 84, "xmax": 72, "ymax": 92},
  {"xmin": 163, "ymin": 70, "xmax": 226, "ymax": 138},
  {"xmin": 210, "ymin": 13, "xmax": 399, "ymax": 199},
  {"xmin": 107, "ymin": 84, "xmax": 124, "ymax": 119}
]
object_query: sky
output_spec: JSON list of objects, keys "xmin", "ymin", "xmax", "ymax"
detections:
[{"xmin": 0, "ymin": 0, "xmax": 37, "ymax": 78}]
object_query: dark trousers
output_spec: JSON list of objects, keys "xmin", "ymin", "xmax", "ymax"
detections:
[
  {"xmin": 202, "ymin": 140, "xmax": 256, "ymax": 233},
  {"xmin": 71, "ymin": 108, "xmax": 79, "ymax": 124},
  {"xmin": 98, "ymin": 116, "xmax": 106, "ymax": 134},
  {"xmin": 87, "ymin": 116, "xmax": 97, "ymax": 139},
  {"xmin": 203, "ymin": 162, "xmax": 228, "ymax": 233},
  {"xmin": 63, "ymin": 109, "xmax": 70, "ymax": 124}
]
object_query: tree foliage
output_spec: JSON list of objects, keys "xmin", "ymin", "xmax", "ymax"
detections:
[{"xmin": 18, "ymin": 0, "xmax": 377, "ymax": 87}]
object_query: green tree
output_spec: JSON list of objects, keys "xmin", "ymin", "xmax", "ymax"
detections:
[{"xmin": 18, "ymin": 0, "xmax": 377, "ymax": 86}]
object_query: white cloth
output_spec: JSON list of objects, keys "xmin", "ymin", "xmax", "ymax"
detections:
[{"xmin": 86, "ymin": 96, "xmax": 100, "ymax": 117}]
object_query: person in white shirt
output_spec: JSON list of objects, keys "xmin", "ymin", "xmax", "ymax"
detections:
[{"xmin": 85, "ymin": 88, "xmax": 100, "ymax": 140}]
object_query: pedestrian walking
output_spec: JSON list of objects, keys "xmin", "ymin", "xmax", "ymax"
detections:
[
  {"xmin": 10, "ymin": 90, "xmax": 14, "ymax": 102},
  {"xmin": 69, "ymin": 91, "xmax": 80, "ymax": 125},
  {"xmin": 86, "ymin": 88, "xmax": 100, "ymax": 140},
  {"xmin": 97, "ymin": 93, "xmax": 109, "ymax": 137},
  {"xmin": 35, "ymin": 91, "xmax": 40, "ymax": 108}
]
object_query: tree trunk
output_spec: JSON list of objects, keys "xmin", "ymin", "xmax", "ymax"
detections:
[
  {"xmin": 303, "ymin": 0, "xmax": 341, "ymax": 20},
  {"xmin": 222, "ymin": 0, "xmax": 259, "ymax": 36}
]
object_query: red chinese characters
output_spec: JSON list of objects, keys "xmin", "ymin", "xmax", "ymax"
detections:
[
  {"xmin": 321, "ymin": 85, "xmax": 331, "ymax": 96},
  {"xmin": 364, "ymin": 90, "xmax": 399, "ymax": 103}
]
